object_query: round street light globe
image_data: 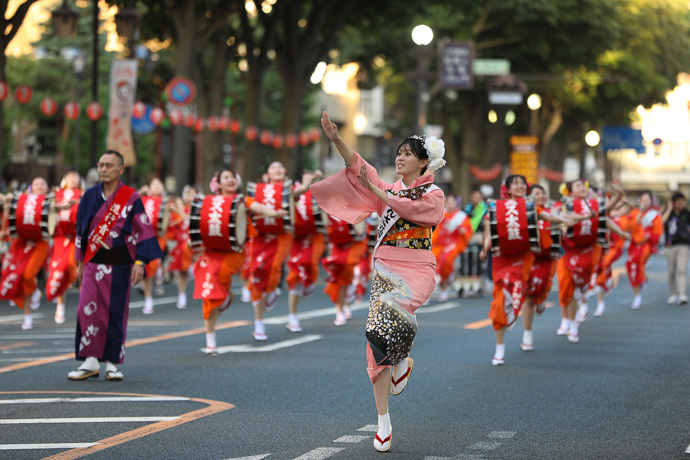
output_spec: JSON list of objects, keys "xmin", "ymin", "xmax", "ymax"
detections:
[
  {"xmin": 412, "ymin": 25, "xmax": 433, "ymax": 46},
  {"xmin": 585, "ymin": 130, "xmax": 600, "ymax": 147},
  {"xmin": 527, "ymin": 94, "xmax": 542, "ymax": 111}
]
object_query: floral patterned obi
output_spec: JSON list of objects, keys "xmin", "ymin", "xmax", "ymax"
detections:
[{"xmin": 380, "ymin": 219, "xmax": 433, "ymax": 250}]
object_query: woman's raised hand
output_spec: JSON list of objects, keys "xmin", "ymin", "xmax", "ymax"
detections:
[
  {"xmin": 357, "ymin": 164, "xmax": 373, "ymax": 191},
  {"xmin": 321, "ymin": 111, "xmax": 339, "ymax": 142}
]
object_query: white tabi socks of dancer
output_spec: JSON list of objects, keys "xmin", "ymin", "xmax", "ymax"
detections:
[
  {"xmin": 374, "ymin": 413, "xmax": 391, "ymax": 452},
  {"xmin": 492, "ymin": 343, "xmax": 505, "ymax": 366}
]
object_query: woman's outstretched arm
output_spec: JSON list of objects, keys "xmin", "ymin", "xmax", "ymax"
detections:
[{"xmin": 321, "ymin": 111, "xmax": 355, "ymax": 166}]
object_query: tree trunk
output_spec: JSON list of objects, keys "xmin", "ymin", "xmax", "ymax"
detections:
[{"xmin": 277, "ymin": 81, "xmax": 306, "ymax": 178}]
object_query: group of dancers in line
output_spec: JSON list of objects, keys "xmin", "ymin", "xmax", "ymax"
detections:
[{"xmin": 0, "ymin": 162, "xmax": 386, "ymax": 353}]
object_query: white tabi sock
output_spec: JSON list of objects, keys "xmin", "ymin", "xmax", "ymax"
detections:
[
  {"xmin": 254, "ymin": 320, "xmax": 265, "ymax": 335},
  {"xmin": 145, "ymin": 297, "xmax": 154, "ymax": 309},
  {"xmin": 377, "ymin": 413, "xmax": 391, "ymax": 438},
  {"xmin": 82, "ymin": 357, "xmax": 99, "ymax": 371},
  {"xmin": 288, "ymin": 313, "xmax": 299, "ymax": 326},
  {"xmin": 494, "ymin": 343, "xmax": 505, "ymax": 360},
  {"xmin": 522, "ymin": 330, "xmax": 533, "ymax": 346},
  {"xmin": 178, "ymin": 293, "xmax": 187, "ymax": 306},
  {"xmin": 206, "ymin": 332, "xmax": 217, "ymax": 349}
]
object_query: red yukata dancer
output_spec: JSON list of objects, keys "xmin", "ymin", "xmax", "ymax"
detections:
[
  {"xmin": 352, "ymin": 214, "xmax": 379, "ymax": 303},
  {"xmin": 626, "ymin": 191, "xmax": 663, "ymax": 310},
  {"xmin": 192, "ymin": 168, "xmax": 286, "ymax": 354},
  {"xmin": 0, "ymin": 177, "xmax": 52, "ymax": 330},
  {"xmin": 46, "ymin": 171, "xmax": 83, "ymax": 324},
  {"xmin": 286, "ymin": 171, "xmax": 326, "ymax": 332},
  {"xmin": 481, "ymin": 176, "xmax": 571, "ymax": 365},
  {"xmin": 139, "ymin": 177, "xmax": 170, "ymax": 315},
  {"xmin": 322, "ymin": 215, "xmax": 368, "ymax": 326},
  {"xmin": 593, "ymin": 202, "xmax": 630, "ymax": 316},
  {"xmin": 312, "ymin": 111, "xmax": 445, "ymax": 453},
  {"xmin": 167, "ymin": 185, "xmax": 198, "ymax": 310},
  {"xmin": 432, "ymin": 195, "xmax": 472, "ymax": 301}
]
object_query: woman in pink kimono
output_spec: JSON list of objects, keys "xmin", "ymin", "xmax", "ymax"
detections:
[{"xmin": 312, "ymin": 111, "xmax": 445, "ymax": 453}]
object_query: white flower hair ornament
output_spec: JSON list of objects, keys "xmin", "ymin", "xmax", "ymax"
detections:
[{"xmin": 424, "ymin": 136, "xmax": 446, "ymax": 171}]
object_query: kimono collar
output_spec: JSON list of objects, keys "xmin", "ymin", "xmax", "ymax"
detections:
[
  {"xmin": 399, "ymin": 173, "xmax": 435, "ymax": 189},
  {"xmin": 100, "ymin": 180, "xmax": 124, "ymax": 200}
]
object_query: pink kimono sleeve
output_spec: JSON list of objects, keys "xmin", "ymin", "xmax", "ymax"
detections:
[
  {"xmin": 310, "ymin": 152, "xmax": 390, "ymax": 224},
  {"xmin": 386, "ymin": 189, "xmax": 445, "ymax": 227}
]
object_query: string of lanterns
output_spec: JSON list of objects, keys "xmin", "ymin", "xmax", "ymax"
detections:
[{"xmin": 470, "ymin": 163, "xmax": 565, "ymax": 183}]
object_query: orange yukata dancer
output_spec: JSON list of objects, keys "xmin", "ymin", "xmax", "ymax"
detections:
[
  {"xmin": 192, "ymin": 168, "xmax": 286, "ymax": 354},
  {"xmin": 167, "ymin": 185, "xmax": 198, "ymax": 310},
  {"xmin": 139, "ymin": 177, "xmax": 169, "ymax": 315},
  {"xmin": 312, "ymin": 111, "xmax": 445, "ymax": 453},
  {"xmin": 482, "ymin": 175, "xmax": 570, "ymax": 366},
  {"xmin": 352, "ymin": 214, "xmax": 379, "ymax": 303},
  {"xmin": 0, "ymin": 177, "xmax": 52, "ymax": 330},
  {"xmin": 285, "ymin": 171, "xmax": 326, "ymax": 333},
  {"xmin": 322, "ymin": 215, "xmax": 368, "ymax": 326},
  {"xmin": 245, "ymin": 162, "xmax": 295, "ymax": 341},
  {"xmin": 626, "ymin": 191, "xmax": 663, "ymax": 310},
  {"xmin": 593, "ymin": 202, "xmax": 630, "ymax": 317},
  {"xmin": 46, "ymin": 171, "xmax": 83, "ymax": 324},
  {"xmin": 432, "ymin": 195, "xmax": 472, "ymax": 301}
]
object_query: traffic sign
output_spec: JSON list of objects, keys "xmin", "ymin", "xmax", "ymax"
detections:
[
  {"xmin": 165, "ymin": 77, "xmax": 196, "ymax": 106},
  {"xmin": 474, "ymin": 59, "xmax": 510, "ymax": 76}
]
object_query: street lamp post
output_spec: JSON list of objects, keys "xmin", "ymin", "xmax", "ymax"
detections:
[
  {"xmin": 72, "ymin": 52, "xmax": 85, "ymax": 172},
  {"xmin": 411, "ymin": 24, "xmax": 433, "ymax": 136}
]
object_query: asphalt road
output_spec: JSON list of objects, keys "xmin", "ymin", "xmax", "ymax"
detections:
[{"xmin": 1, "ymin": 254, "xmax": 689, "ymax": 460}]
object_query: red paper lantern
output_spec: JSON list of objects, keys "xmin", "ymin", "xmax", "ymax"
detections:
[
  {"xmin": 15, "ymin": 85, "xmax": 32, "ymax": 104},
  {"xmin": 87, "ymin": 101, "xmax": 103, "ymax": 121},
  {"xmin": 244, "ymin": 125, "xmax": 258, "ymax": 141},
  {"xmin": 150, "ymin": 107, "xmax": 165, "ymax": 126},
  {"xmin": 299, "ymin": 131, "xmax": 311, "ymax": 146},
  {"xmin": 132, "ymin": 101, "xmax": 145, "ymax": 119},
  {"xmin": 310, "ymin": 127, "xmax": 321, "ymax": 142},
  {"xmin": 64, "ymin": 101, "xmax": 80, "ymax": 121},
  {"xmin": 169, "ymin": 108, "xmax": 183, "ymax": 126},
  {"xmin": 259, "ymin": 130, "xmax": 273, "ymax": 145},
  {"xmin": 207, "ymin": 116, "xmax": 218, "ymax": 132},
  {"xmin": 285, "ymin": 133, "xmax": 298, "ymax": 148},
  {"xmin": 194, "ymin": 118, "xmax": 204, "ymax": 132},
  {"xmin": 184, "ymin": 112, "xmax": 197, "ymax": 128},
  {"xmin": 230, "ymin": 119, "xmax": 241, "ymax": 133},
  {"xmin": 272, "ymin": 134, "xmax": 284, "ymax": 149},
  {"xmin": 0, "ymin": 81, "xmax": 9, "ymax": 102},
  {"xmin": 40, "ymin": 98, "xmax": 58, "ymax": 117},
  {"xmin": 218, "ymin": 115, "xmax": 230, "ymax": 131}
]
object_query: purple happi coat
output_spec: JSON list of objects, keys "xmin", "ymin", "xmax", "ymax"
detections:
[{"xmin": 74, "ymin": 181, "xmax": 163, "ymax": 364}]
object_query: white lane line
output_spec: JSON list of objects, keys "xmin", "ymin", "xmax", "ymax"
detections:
[
  {"xmin": 685, "ymin": 443, "xmax": 690, "ymax": 453},
  {"xmin": 2, "ymin": 348, "xmax": 72, "ymax": 354},
  {"xmin": 263, "ymin": 302, "xmax": 368, "ymax": 325},
  {"xmin": 0, "ymin": 357, "xmax": 73, "ymax": 363},
  {"xmin": 0, "ymin": 416, "xmax": 181, "ymax": 424},
  {"xmin": 292, "ymin": 447, "xmax": 345, "ymax": 460},
  {"xmin": 469, "ymin": 441, "xmax": 501, "ymax": 450},
  {"xmin": 0, "ymin": 314, "xmax": 45, "ymax": 323},
  {"xmin": 129, "ymin": 296, "xmax": 178, "ymax": 309},
  {"xmin": 357, "ymin": 424, "xmax": 378, "ymax": 432},
  {"xmin": 222, "ymin": 455, "xmax": 271, "ymax": 460},
  {"xmin": 488, "ymin": 431, "xmax": 516, "ymax": 439},
  {"xmin": 333, "ymin": 435, "xmax": 369, "ymax": 443},
  {"xmin": 1, "ymin": 334, "xmax": 73, "ymax": 340},
  {"xmin": 417, "ymin": 302, "xmax": 461, "ymax": 313},
  {"xmin": 0, "ymin": 443, "xmax": 99, "ymax": 450},
  {"xmin": 0, "ymin": 396, "xmax": 189, "ymax": 404},
  {"xmin": 211, "ymin": 335, "xmax": 322, "ymax": 354}
]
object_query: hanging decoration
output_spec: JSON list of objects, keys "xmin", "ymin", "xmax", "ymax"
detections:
[
  {"xmin": 285, "ymin": 133, "xmax": 298, "ymax": 148},
  {"xmin": 538, "ymin": 168, "xmax": 564, "ymax": 182},
  {"xmin": 64, "ymin": 101, "xmax": 80, "ymax": 121},
  {"xmin": 230, "ymin": 119, "xmax": 241, "ymax": 133},
  {"xmin": 15, "ymin": 85, "xmax": 32, "ymax": 104},
  {"xmin": 259, "ymin": 129, "xmax": 273, "ymax": 145},
  {"xmin": 184, "ymin": 112, "xmax": 196, "ymax": 128},
  {"xmin": 168, "ymin": 107, "xmax": 184, "ymax": 126},
  {"xmin": 207, "ymin": 116, "xmax": 218, "ymax": 132},
  {"xmin": 244, "ymin": 125, "xmax": 258, "ymax": 141},
  {"xmin": 0, "ymin": 81, "xmax": 9, "ymax": 101},
  {"xmin": 194, "ymin": 118, "xmax": 204, "ymax": 132},
  {"xmin": 87, "ymin": 101, "xmax": 103, "ymax": 121},
  {"xmin": 310, "ymin": 127, "xmax": 321, "ymax": 142},
  {"xmin": 40, "ymin": 98, "xmax": 58, "ymax": 117},
  {"xmin": 272, "ymin": 134, "xmax": 284, "ymax": 149},
  {"xmin": 132, "ymin": 101, "xmax": 146, "ymax": 119},
  {"xmin": 299, "ymin": 131, "xmax": 311, "ymax": 146},
  {"xmin": 150, "ymin": 107, "xmax": 165, "ymax": 126},
  {"xmin": 470, "ymin": 164, "xmax": 502, "ymax": 181}
]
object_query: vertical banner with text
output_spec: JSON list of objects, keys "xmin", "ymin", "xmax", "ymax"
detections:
[{"xmin": 106, "ymin": 59, "xmax": 138, "ymax": 166}]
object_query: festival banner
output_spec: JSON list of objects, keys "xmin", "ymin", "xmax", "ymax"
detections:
[{"xmin": 105, "ymin": 59, "xmax": 138, "ymax": 166}]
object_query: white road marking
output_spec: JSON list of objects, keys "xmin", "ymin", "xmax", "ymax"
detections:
[
  {"xmin": 292, "ymin": 447, "xmax": 345, "ymax": 460},
  {"xmin": 0, "ymin": 416, "xmax": 181, "ymax": 424},
  {"xmin": 222, "ymin": 455, "xmax": 271, "ymax": 460},
  {"xmin": 469, "ymin": 441, "xmax": 501, "ymax": 450},
  {"xmin": 1, "ymin": 348, "xmax": 72, "ymax": 354},
  {"xmin": 0, "ymin": 334, "xmax": 73, "ymax": 340},
  {"xmin": 0, "ymin": 396, "xmax": 189, "ymax": 404},
  {"xmin": 0, "ymin": 314, "xmax": 45, "ymax": 323},
  {"xmin": 332, "ymin": 435, "xmax": 369, "ymax": 443},
  {"xmin": 263, "ymin": 302, "xmax": 368, "ymax": 325},
  {"xmin": 417, "ymin": 302, "xmax": 461, "ymax": 313},
  {"xmin": 488, "ymin": 431, "xmax": 516, "ymax": 439},
  {"xmin": 0, "ymin": 443, "xmax": 99, "ymax": 450},
  {"xmin": 685, "ymin": 443, "xmax": 690, "ymax": 453},
  {"xmin": 129, "ymin": 296, "xmax": 178, "ymax": 309},
  {"xmin": 211, "ymin": 335, "xmax": 322, "ymax": 354},
  {"xmin": 357, "ymin": 424, "xmax": 378, "ymax": 432}
]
